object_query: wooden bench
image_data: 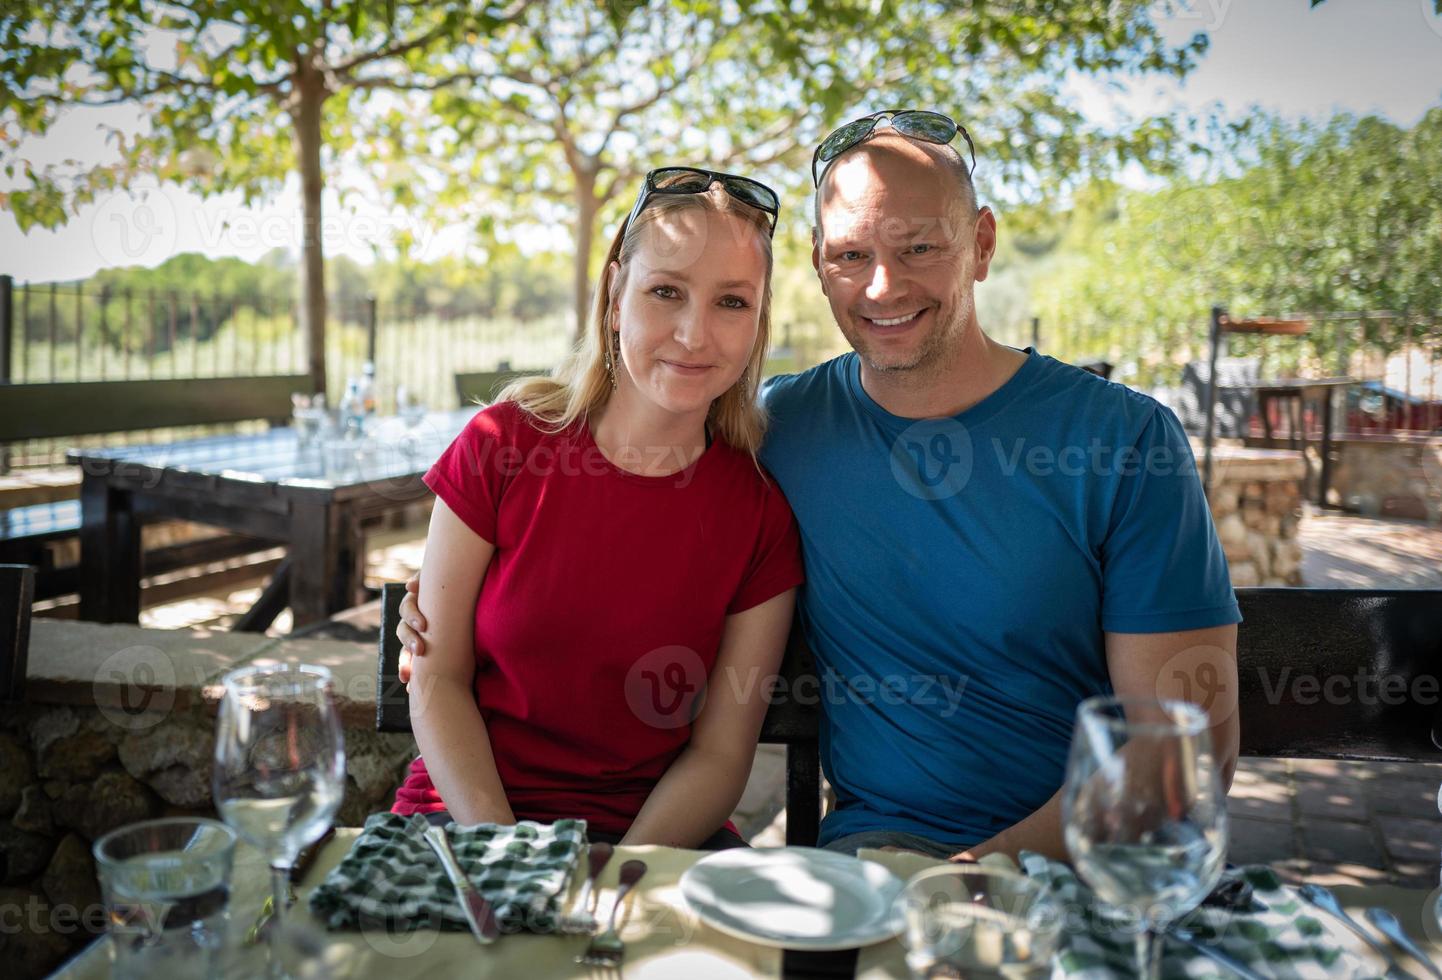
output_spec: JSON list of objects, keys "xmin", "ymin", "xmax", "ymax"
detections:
[
  {"xmin": 0, "ymin": 375, "xmax": 307, "ymax": 601},
  {"xmin": 376, "ymin": 585, "xmax": 1442, "ymax": 849}
]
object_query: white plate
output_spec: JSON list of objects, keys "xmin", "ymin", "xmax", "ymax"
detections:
[{"xmin": 679, "ymin": 847, "xmax": 905, "ymax": 950}]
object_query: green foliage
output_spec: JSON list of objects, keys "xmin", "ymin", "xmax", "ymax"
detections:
[
  {"xmin": 1015, "ymin": 109, "xmax": 1442, "ymax": 387},
  {"xmin": 361, "ymin": 0, "xmax": 1212, "ymax": 328}
]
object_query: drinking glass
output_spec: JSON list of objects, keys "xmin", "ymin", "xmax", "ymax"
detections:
[
  {"xmin": 1061, "ymin": 696, "xmax": 1227, "ymax": 979},
  {"xmin": 93, "ymin": 817, "xmax": 238, "ymax": 980},
  {"xmin": 897, "ymin": 863, "xmax": 1062, "ymax": 978},
  {"xmin": 213, "ymin": 663, "xmax": 345, "ymax": 978}
]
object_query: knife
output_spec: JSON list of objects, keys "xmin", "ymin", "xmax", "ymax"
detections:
[
  {"xmin": 245, "ymin": 827, "xmax": 337, "ymax": 945},
  {"xmin": 423, "ymin": 823, "xmax": 500, "ymax": 944}
]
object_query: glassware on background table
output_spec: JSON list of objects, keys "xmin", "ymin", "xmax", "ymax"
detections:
[
  {"xmin": 214, "ymin": 663, "xmax": 346, "ymax": 979},
  {"xmin": 896, "ymin": 863, "xmax": 1062, "ymax": 978},
  {"xmin": 1062, "ymin": 696, "xmax": 1228, "ymax": 980},
  {"xmin": 291, "ymin": 400, "xmax": 326, "ymax": 453},
  {"xmin": 93, "ymin": 817, "xmax": 238, "ymax": 980}
]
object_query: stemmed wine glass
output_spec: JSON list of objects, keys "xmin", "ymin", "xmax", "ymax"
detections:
[
  {"xmin": 213, "ymin": 663, "xmax": 345, "ymax": 978},
  {"xmin": 1061, "ymin": 696, "xmax": 1228, "ymax": 979}
]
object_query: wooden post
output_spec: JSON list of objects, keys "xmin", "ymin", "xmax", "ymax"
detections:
[
  {"xmin": 0, "ymin": 564, "xmax": 34, "ymax": 705},
  {"xmin": 1201, "ymin": 305, "xmax": 1224, "ymax": 496},
  {"xmin": 366, "ymin": 295, "xmax": 378, "ymax": 365},
  {"xmin": 0, "ymin": 274, "xmax": 13, "ymax": 385},
  {"xmin": 1031, "ymin": 316, "xmax": 1040, "ymax": 351}
]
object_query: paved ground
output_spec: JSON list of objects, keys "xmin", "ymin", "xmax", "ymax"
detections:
[
  {"xmin": 124, "ymin": 508, "xmax": 1442, "ymax": 879},
  {"xmin": 1299, "ymin": 504, "xmax": 1442, "ymax": 589}
]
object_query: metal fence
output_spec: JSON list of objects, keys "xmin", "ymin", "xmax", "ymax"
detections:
[
  {"xmin": 0, "ymin": 274, "xmax": 574, "ymax": 467},
  {"xmin": 1044, "ymin": 308, "xmax": 1442, "ymax": 437}
]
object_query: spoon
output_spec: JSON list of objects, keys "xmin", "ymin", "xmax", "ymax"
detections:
[
  {"xmin": 1298, "ymin": 884, "xmax": 1419, "ymax": 980},
  {"xmin": 1367, "ymin": 907, "xmax": 1442, "ymax": 980}
]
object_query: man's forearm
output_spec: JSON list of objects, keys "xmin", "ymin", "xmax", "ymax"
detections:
[
  {"xmin": 962, "ymin": 786, "xmax": 1067, "ymax": 862},
  {"xmin": 409, "ymin": 673, "xmax": 516, "ymax": 826}
]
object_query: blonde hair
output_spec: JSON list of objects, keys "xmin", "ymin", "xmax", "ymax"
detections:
[{"xmin": 499, "ymin": 176, "xmax": 775, "ymax": 457}]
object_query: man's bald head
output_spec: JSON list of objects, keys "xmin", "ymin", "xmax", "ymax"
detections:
[{"xmin": 813, "ymin": 134, "xmax": 979, "ymax": 242}]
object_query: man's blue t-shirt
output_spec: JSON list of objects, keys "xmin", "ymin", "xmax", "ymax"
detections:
[{"xmin": 759, "ymin": 348, "xmax": 1241, "ymax": 848}]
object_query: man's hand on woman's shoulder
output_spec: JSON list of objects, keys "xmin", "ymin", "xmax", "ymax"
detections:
[{"xmin": 396, "ymin": 573, "xmax": 429, "ymax": 684}]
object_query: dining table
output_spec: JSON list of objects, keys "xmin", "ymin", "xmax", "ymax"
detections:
[
  {"xmin": 52, "ymin": 827, "xmax": 1442, "ymax": 979},
  {"xmin": 68, "ymin": 409, "xmax": 476, "ymax": 629}
]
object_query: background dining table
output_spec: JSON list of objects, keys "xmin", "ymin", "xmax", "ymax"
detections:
[
  {"xmin": 51, "ymin": 827, "xmax": 1442, "ymax": 979},
  {"xmin": 68, "ymin": 409, "xmax": 474, "ymax": 629}
]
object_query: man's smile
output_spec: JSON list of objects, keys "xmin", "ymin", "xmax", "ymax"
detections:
[{"xmin": 860, "ymin": 309, "xmax": 927, "ymax": 331}]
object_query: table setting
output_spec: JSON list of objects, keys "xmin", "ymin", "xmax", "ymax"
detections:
[{"xmin": 54, "ymin": 677, "xmax": 1442, "ymax": 979}]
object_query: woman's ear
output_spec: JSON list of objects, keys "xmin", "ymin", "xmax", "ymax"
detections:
[{"xmin": 606, "ymin": 260, "xmax": 623, "ymax": 329}]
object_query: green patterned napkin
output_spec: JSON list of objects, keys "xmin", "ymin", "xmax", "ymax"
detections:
[
  {"xmin": 1019, "ymin": 852, "xmax": 1382, "ymax": 979},
  {"xmin": 308, "ymin": 812, "xmax": 586, "ymax": 934}
]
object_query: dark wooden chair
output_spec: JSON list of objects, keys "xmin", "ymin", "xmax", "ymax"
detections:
[
  {"xmin": 0, "ymin": 375, "xmax": 306, "ymax": 601},
  {"xmin": 0, "ymin": 564, "xmax": 34, "ymax": 704},
  {"xmin": 375, "ymin": 585, "xmax": 1442, "ymax": 851},
  {"xmin": 453, "ymin": 369, "xmax": 547, "ymax": 407}
]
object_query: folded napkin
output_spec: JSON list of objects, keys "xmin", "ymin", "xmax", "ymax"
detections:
[
  {"xmin": 308, "ymin": 812, "xmax": 586, "ymax": 934},
  {"xmin": 1019, "ymin": 852, "xmax": 1380, "ymax": 979}
]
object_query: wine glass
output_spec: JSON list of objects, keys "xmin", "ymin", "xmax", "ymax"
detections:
[
  {"xmin": 1061, "ymin": 696, "xmax": 1227, "ymax": 980},
  {"xmin": 213, "ymin": 663, "xmax": 345, "ymax": 978}
]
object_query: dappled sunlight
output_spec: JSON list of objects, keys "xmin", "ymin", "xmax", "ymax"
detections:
[{"xmin": 1300, "ymin": 509, "xmax": 1442, "ymax": 589}]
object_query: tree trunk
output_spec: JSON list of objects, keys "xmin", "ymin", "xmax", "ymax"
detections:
[
  {"xmin": 572, "ymin": 171, "xmax": 598, "ymax": 342},
  {"xmin": 293, "ymin": 54, "xmax": 329, "ymax": 397}
]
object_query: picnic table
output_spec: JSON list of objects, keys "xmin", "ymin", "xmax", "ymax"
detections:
[
  {"xmin": 67, "ymin": 409, "xmax": 475, "ymax": 628},
  {"xmin": 52, "ymin": 828, "xmax": 1442, "ymax": 979}
]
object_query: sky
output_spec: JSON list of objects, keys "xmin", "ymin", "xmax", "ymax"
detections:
[{"xmin": 2, "ymin": 0, "xmax": 1440, "ymax": 284}]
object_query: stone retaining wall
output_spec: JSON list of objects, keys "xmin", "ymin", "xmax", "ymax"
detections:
[
  {"xmin": 1, "ymin": 622, "xmax": 417, "ymax": 978},
  {"xmin": 1327, "ymin": 435, "xmax": 1442, "ymax": 524},
  {"xmin": 1205, "ymin": 445, "xmax": 1307, "ymax": 587}
]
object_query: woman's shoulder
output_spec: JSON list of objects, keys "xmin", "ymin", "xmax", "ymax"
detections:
[
  {"xmin": 704, "ymin": 440, "xmax": 793, "ymax": 506},
  {"xmin": 464, "ymin": 398, "xmax": 568, "ymax": 446}
]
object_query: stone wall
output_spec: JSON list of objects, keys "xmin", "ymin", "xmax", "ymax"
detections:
[
  {"xmin": 1326, "ymin": 435, "xmax": 1442, "ymax": 524},
  {"xmin": 1, "ymin": 621, "xmax": 417, "ymax": 978},
  {"xmin": 1205, "ymin": 445, "xmax": 1307, "ymax": 587}
]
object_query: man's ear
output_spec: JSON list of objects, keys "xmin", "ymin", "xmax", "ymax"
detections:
[
  {"xmin": 972, "ymin": 207, "xmax": 998, "ymax": 283},
  {"xmin": 811, "ymin": 227, "xmax": 828, "ymax": 295}
]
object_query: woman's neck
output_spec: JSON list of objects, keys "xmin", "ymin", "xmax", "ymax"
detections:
[{"xmin": 591, "ymin": 386, "xmax": 709, "ymax": 477}]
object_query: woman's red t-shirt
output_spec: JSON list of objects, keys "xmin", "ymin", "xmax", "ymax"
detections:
[{"xmin": 391, "ymin": 400, "xmax": 804, "ymax": 835}]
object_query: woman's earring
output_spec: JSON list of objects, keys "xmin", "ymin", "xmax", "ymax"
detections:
[{"xmin": 604, "ymin": 330, "xmax": 619, "ymax": 389}]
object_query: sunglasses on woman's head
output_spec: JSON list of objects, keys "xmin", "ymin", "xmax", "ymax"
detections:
[
  {"xmin": 626, "ymin": 167, "xmax": 781, "ymax": 237},
  {"xmin": 811, "ymin": 109, "xmax": 976, "ymax": 186}
]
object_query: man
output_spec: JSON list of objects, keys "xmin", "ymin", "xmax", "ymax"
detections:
[{"xmin": 396, "ymin": 109, "xmax": 1241, "ymax": 861}]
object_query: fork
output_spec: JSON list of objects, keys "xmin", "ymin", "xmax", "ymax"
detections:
[
  {"xmin": 560, "ymin": 842, "xmax": 614, "ymax": 934},
  {"xmin": 576, "ymin": 859, "xmax": 648, "ymax": 968}
]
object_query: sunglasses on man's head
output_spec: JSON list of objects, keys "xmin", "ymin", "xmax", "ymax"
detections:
[
  {"xmin": 626, "ymin": 167, "xmax": 781, "ymax": 238},
  {"xmin": 811, "ymin": 109, "xmax": 976, "ymax": 186}
]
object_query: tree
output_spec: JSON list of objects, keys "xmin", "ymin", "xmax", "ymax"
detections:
[
  {"xmin": 1022, "ymin": 109, "xmax": 1442, "ymax": 387},
  {"xmin": 1, "ymin": 0, "xmax": 526, "ymax": 395},
  {"xmin": 368, "ymin": 0, "xmax": 1211, "ymax": 336}
]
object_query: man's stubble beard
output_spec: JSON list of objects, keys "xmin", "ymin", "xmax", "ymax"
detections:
[{"xmin": 849, "ymin": 288, "xmax": 974, "ymax": 377}]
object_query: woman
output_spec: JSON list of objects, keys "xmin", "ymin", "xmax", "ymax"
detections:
[{"xmin": 390, "ymin": 167, "xmax": 802, "ymax": 849}]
